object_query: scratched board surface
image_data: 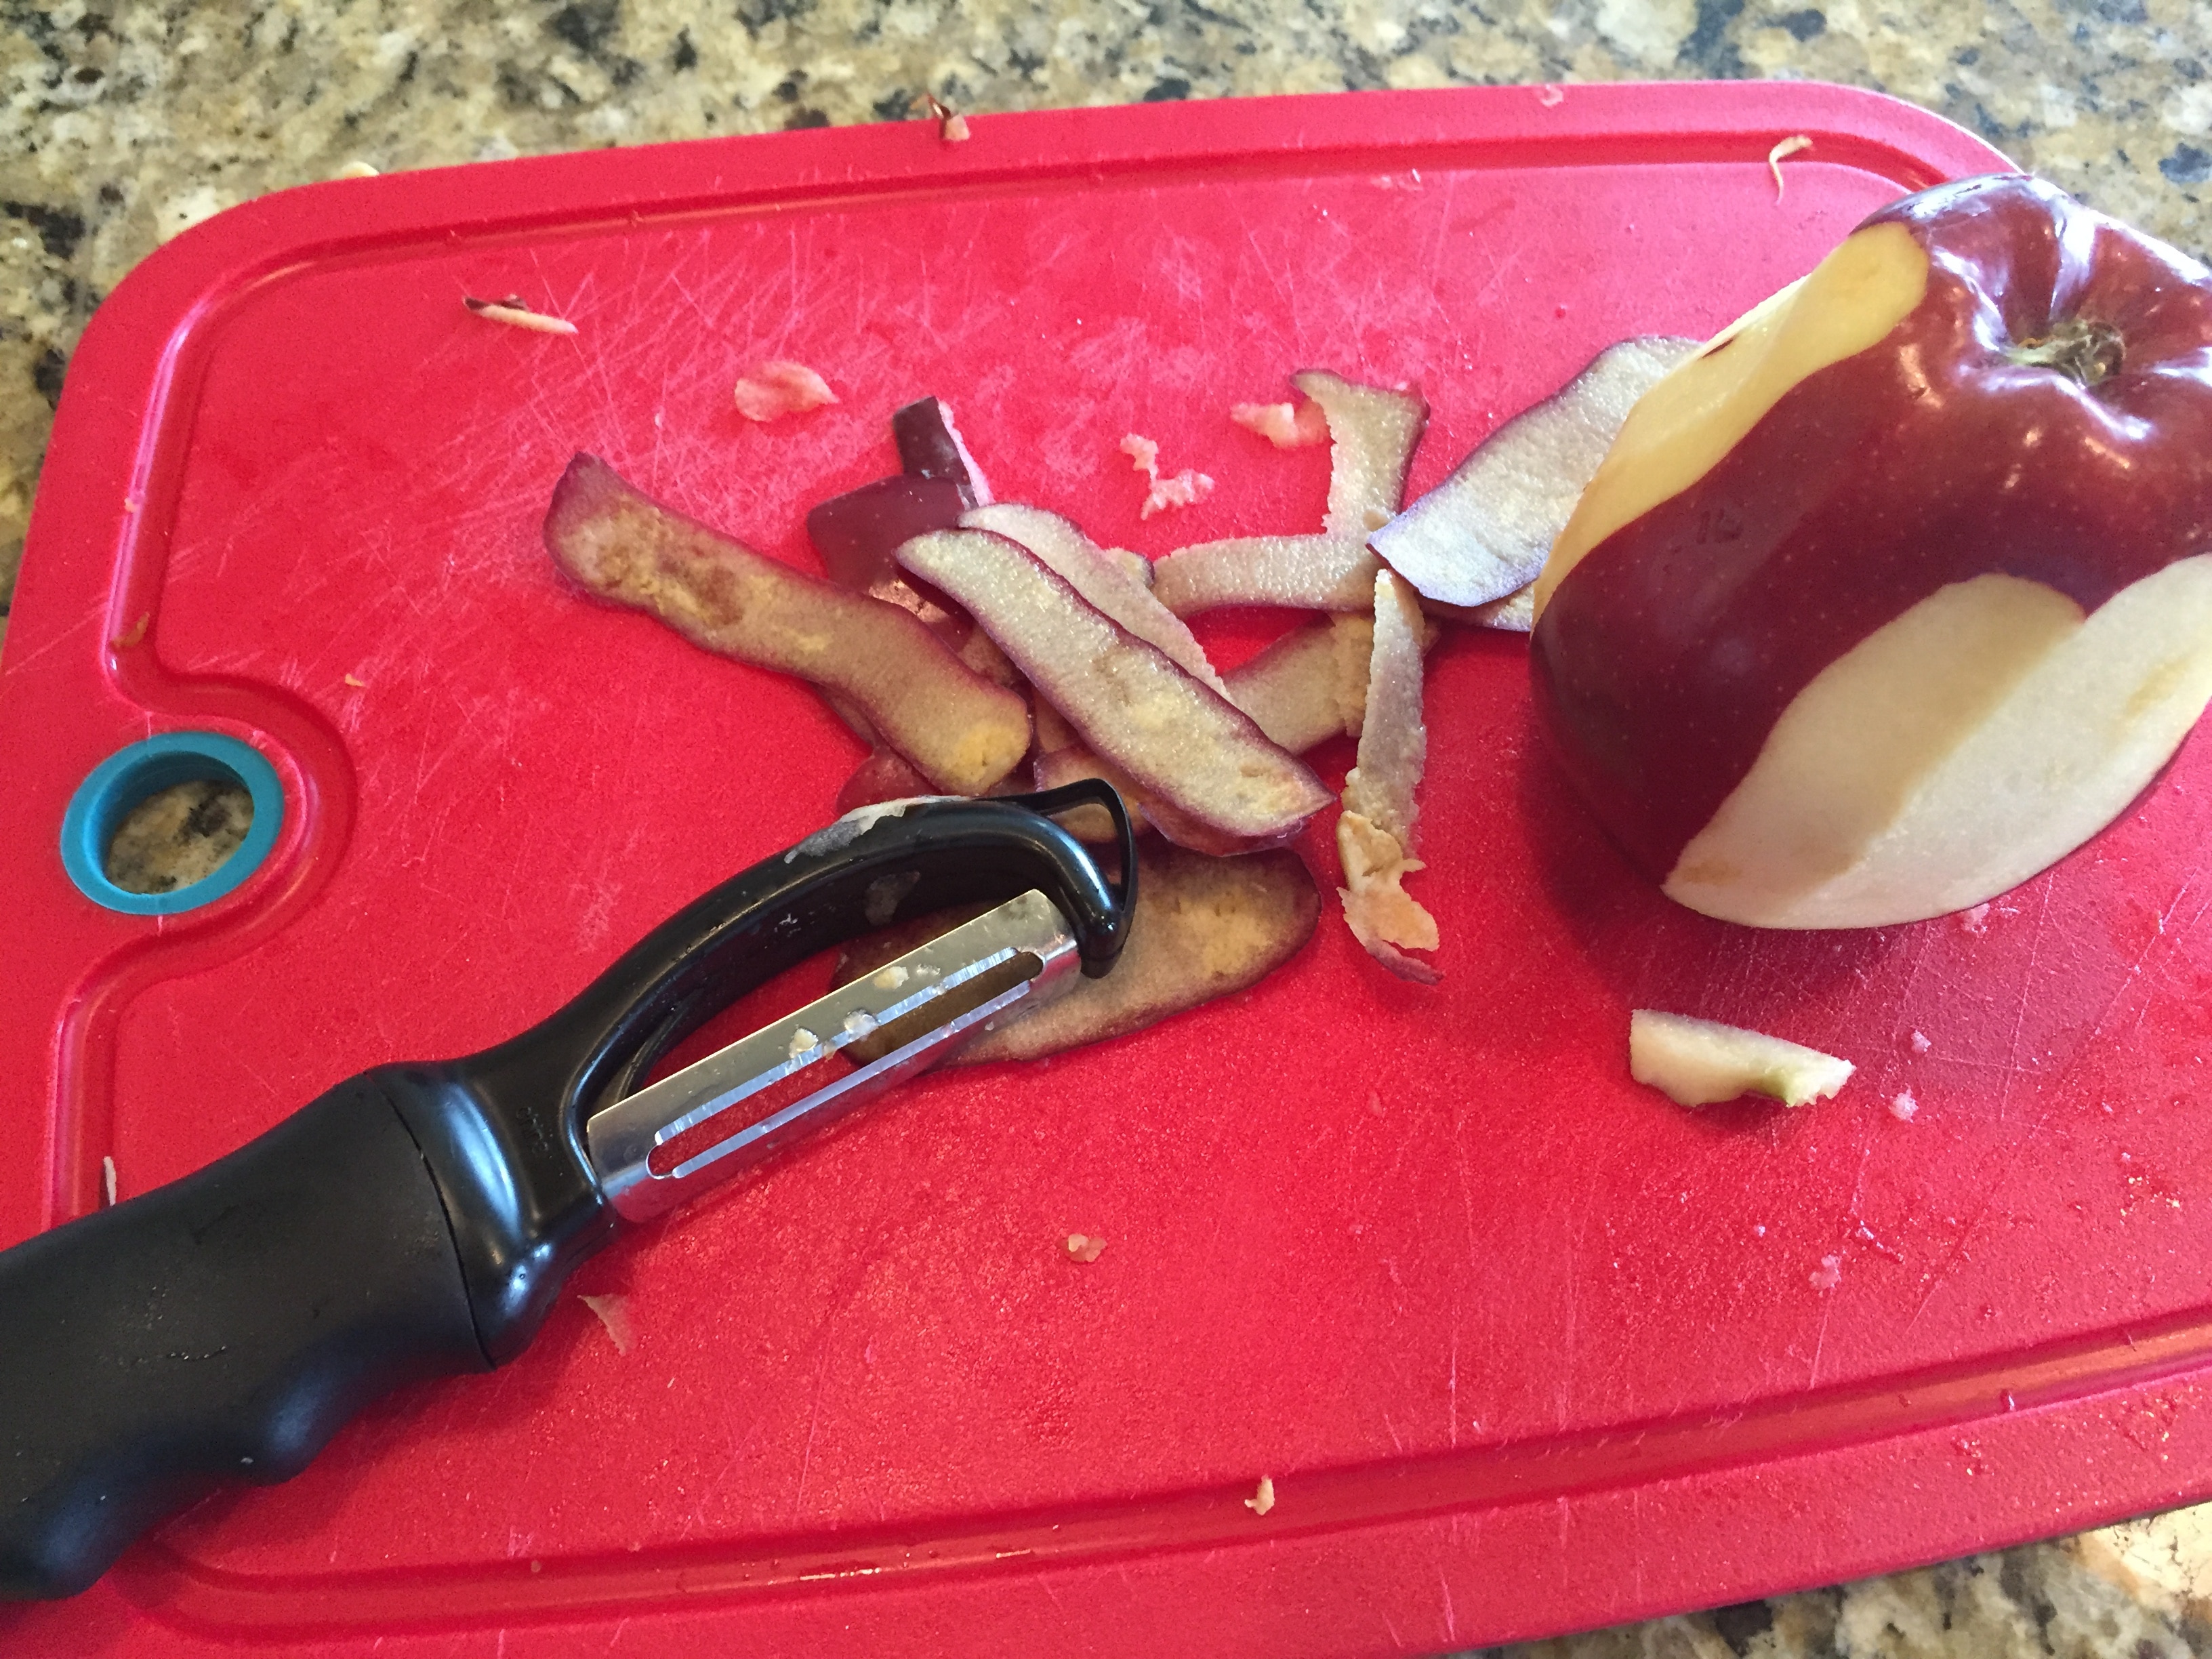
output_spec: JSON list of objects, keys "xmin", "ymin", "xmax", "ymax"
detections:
[{"xmin": 3, "ymin": 85, "xmax": 2207, "ymax": 1659}]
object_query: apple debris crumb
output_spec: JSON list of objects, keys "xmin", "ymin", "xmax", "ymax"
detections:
[
  {"xmin": 1231, "ymin": 399, "xmax": 1330, "ymax": 449},
  {"xmin": 580, "ymin": 1292, "xmax": 636, "ymax": 1355},
  {"xmin": 733, "ymin": 361, "xmax": 838, "ymax": 423},
  {"xmin": 1536, "ymin": 84, "xmax": 1565, "ymax": 108},
  {"xmin": 925, "ymin": 94, "xmax": 970, "ymax": 144},
  {"xmin": 1890, "ymin": 1089, "xmax": 1919, "ymax": 1122},
  {"xmin": 464, "ymin": 293, "xmax": 579, "ymax": 336},
  {"xmin": 1960, "ymin": 902, "xmax": 1991, "ymax": 936},
  {"xmin": 1120, "ymin": 432, "xmax": 1215, "ymax": 518},
  {"xmin": 344, "ymin": 672, "xmax": 367, "ymax": 688},
  {"xmin": 1065, "ymin": 1232, "xmax": 1107, "ymax": 1263},
  {"xmin": 101, "ymin": 1155, "xmax": 117, "ymax": 1208},
  {"xmin": 111, "ymin": 611, "xmax": 149, "ymax": 650},
  {"xmin": 1910, "ymin": 1029, "xmax": 1932, "ymax": 1054},
  {"xmin": 1244, "ymin": 1475, "xmax": 1275, "ymax": 1515},
  {"xmin": 333, "ymin": 160, "xmax": 380, "ymax": 180},
  {"xmin": 1809, "ymin": 1254, "xmax": 1843, "ymax": 1292},
  {"xmin": 789, "ymin": 1027, "xmax": 821, "ymax": 1062},
  {"xmin": 1767, "ymin": 134, "xmax": 1813, "ymax": 200}
]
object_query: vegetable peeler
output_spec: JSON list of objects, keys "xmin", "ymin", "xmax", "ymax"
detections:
[{"xmin": 0, "ymin": 783, "xmax": 1134, "ymax": 1601}]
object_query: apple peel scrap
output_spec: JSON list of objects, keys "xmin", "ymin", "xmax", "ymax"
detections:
[
  {"xmin": 1152, "ymin": 372, "xmax": 1428, "ymax": 615},
  {"xmin": 1369, "ymin": 335, "xmax": 1700, "ymax": 617},
  {"xmin": 1338, "ymin": 571, "xmax": 1441, "ymax": 982},
  {"xmin": 1629, "ymin": 1010, "xmax": 1853, "ymax": 1108},
  {"xmin": 833, "ymin": 844, "xmax": 1320, "ymax": 1066},
  {"xmin": 543, "ymin": 455, "xmax": 1029, "ymax": 795},
  {"xmin": 897, "ymin": 528, "xmax": 1332, "ymax": 842}
]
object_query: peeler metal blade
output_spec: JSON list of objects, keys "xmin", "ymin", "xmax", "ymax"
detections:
[{"xmin": 583, "ymin": 888, "xmax": 1081, "ymax": 1221}]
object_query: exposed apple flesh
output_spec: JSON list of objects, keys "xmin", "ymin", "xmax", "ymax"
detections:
[
  {"xmin": 897, "ymin": 528, "xmax": 1332, "ymax": 840},
  {"xmin": 1668, "ymin": 561, "xmax": 2212, "ymax": 926},
  {"xmin": 833, "ymin": 844, "xmax": 1320, "ymax": 1067},
  {"xmin": 1531, "ymin": 175, "xmax": 2212, "ymax": 928},
  {"xmin": 544, "ymin": 454, "xmax": 1029, "ymax": 795},
  {"xmin": 1151, "ymin": 372, "xmax": 1427, "ymax": 615},
  {"xmin": 959, "ymin": 502, "xmax": 1229, "ymax": 695},
  {"xmin": 893, "ymin": 396, "xmax": 993, "ymax": 506},
  {"xmin": 1629, "ymin": 1010, "xmax": 1853, "ymax": 1108},
  {"xmin": 1370, "ymin": 335, "xmax": 1698, "ymax": 609},
  {"xmin": 1337, "ymin": 571, "xmax": 1439, "ymax": 981}
]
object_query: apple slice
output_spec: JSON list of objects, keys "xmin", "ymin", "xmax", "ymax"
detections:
[
  {"xmin": 1336, "ymin": 571, "xmax": 1439, "ymax": 980},
  {"xmin": 893, "ymin": 396, "xmax": 994, "ymax": 506},
  {"xmin": 1370, "ymin": 337, "xmax": 1699, "ymax": 609},
  {"xmin": 897, "ymin": 528, "xmax": 1332, "ymax": 840},
  {"xmin": 833, "ymin": 844, "xmax": 1321, "ymax": 1066},
  {"xmin": 1629, "ymin": 1010, "xmax": 1853, "ymax": 1108},
  {"xmin": 1151, "ymin": 373, "xmax": 1428, "ymax": 615},
  {"xmin": 961, "ymin": 502, "xmax": 1228, "ymax": 696},
  {"xmin": 545, "ymin": 454, "xmax": 1029, "ymax": 794}
]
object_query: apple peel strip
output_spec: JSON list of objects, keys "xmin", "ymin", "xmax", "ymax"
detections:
[
  {"xmin": 897, "ymin": 527, "xmax": 1332, "ymax": 842},
  {"xmin": 1337, "ymin": 569, "xmax": 1441, "ymax": 981},
  {"xmin": 1368, "ymin": 335, "xmax": 1700, "ymax": 613},
  {"xmin": 543, "ymin": 454, "xmax": 1030, "ymax": 796},
  {"xmin": 833, "ymin": 844, "xmax": 1322, "ymax": 1067}
]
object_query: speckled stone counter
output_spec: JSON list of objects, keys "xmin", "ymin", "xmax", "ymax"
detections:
[{"xmin": 4, "ymin": 1, "xmax": 2210, "ymax": 1652}]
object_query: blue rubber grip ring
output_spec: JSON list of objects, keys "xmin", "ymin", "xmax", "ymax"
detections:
[{"xmin": 60, "ymin": 733, "xmax": 285, "ymax": 916}]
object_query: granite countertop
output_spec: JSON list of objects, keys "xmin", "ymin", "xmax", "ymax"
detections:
[{"xmin": 3, "ymin": 1, "xmax": 2209, "ymax": 1652}]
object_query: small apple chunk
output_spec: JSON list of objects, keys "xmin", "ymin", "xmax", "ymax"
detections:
[
  {"xmin": 1532, "ymin": 176, "xmax": 2212, "ymax": 928},
  {"xmin": 1628, "ymin": 1010, "xmax": 1853, "ymax": 1108}
]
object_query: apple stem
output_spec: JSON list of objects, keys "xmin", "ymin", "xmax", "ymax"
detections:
[{"xmin": 2007, "ymin": 315, "xmax": 2123, "ymax": 387}]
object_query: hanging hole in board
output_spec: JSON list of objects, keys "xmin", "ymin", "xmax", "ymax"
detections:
[{"xmin": 60, "ymin": 733, "xmax": 285, "ymax": 915}]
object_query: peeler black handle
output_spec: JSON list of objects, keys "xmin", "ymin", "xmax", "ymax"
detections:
[
  {"xmin": 0, "ymin": 1073, "xmax": 487, "ymax": 1600},
  {"xmin": 0, "ymin": 785, "xmax": 1133, "ymax": 1601}
]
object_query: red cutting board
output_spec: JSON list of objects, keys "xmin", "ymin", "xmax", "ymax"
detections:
[{"xmin": 4, "ymin": 83, "xmax": 2200, "ymax": 1658}]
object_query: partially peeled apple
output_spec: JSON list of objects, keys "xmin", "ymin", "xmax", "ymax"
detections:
[{"xmin": 1531, "ymin": 175, "xmax": 2212, "ymax": 929}]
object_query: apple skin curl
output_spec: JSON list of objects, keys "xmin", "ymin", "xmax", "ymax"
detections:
[{"xmin": 1532, "ymin": 173, "xmax": 2212, "ymax": 898}]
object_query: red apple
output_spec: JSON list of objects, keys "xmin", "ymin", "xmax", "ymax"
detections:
[{"xmin": 1531, "ymin": 174, "xmax": 2212, "ymax": 929}]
